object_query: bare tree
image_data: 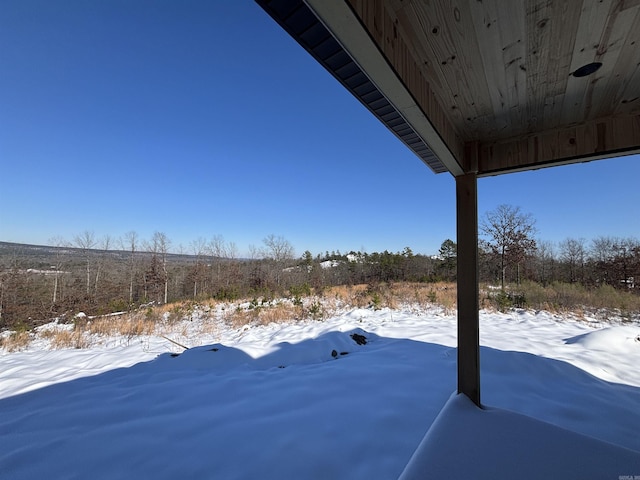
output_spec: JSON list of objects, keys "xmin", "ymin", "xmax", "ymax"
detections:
[
  {"xmin": 0, "ymin": 273, "xmax": 4, "ymax": 325},
  {"xmin": 262, "ymin": 234, "xmax": 295, "ymax": 262},
  {"xmin": 226, "ymin": 241, "xmax": 238, "ymax": 260},
  {"xmin": 144, "ymin": 232, "xmax": 171, "ymax": 303},
  {"xmin": 590, "ymin": 236, "xmax": 615, "ymax": 285},
  {"xmin": 589, "ymin": 236, "xmax": 639, "ymax": 288},
  {"xmin": 480, "ymin": 205, "xmax": 536, "ymax": 289},
  {"xmin": 48, "ymin": 236, "xmax": 69, "ymax": 307},
  {"xmin": 223, "ymin": 240, "xmax": 240, "ymax": 290},
  {"xmin": 535, "ymin": 240, "xmax": 556, "ymax": 286},
  {"xmin": 74, "ymin": 231, "xmax": 96, "ymax": 296},
  {"xmin": 0, "ymin": 253, "xmax": 20, "ymax": 325},
  {"xmin": 559, "ymin": 237, "xmax": 586, "ymax": 283},
  {"xmin": 190, "ymin": 237, "xmax": 208, "ymax": 299},
  {"xmin": 612, "ymin": 238, "xmax": 638, "ymax": 288},
  {"xmin": 120, "ymin": 231, "xmax": 139, "ymax": 305},
  {"xmin": 208, "ymin": 235, "xmax": 226, "ymax": 287},
  {"xmin": 248, "ymin": 244, "xmax": 261, "ymax": 260},
  {"xmin": 591, "ymin": 236, "xmax": 614, "ymax": 265},
  {"xmin": 262, "ymin": 234, "xmax": 295, "ymax": 287},
  {"xmin": 153, "ymin": 232, "xmax": 171, "ymax": 304},
  {"xmin": 93, "ymin": 235, "xmax": 112, "ymax": 297}
]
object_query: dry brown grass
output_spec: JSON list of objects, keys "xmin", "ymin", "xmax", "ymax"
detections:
[
  {"xmin": 481, "ymin": 281, "xmax": 640, "ymax": 317},
  {"xmin": 142, "ymin": 300, "xmax": 201, "ymax": 325},
  {"xmin": 197, "ymin": 319, "xmax": 220, "ymax": 336},
  {"xmin": 256, "ymin": 303, "xmax": 299, "ymax": 324},
  {"xmin": 350, "ymin": 282, "xmax": 459, "ymax": 312},
  {"xmin": 227, "ymin": 308, "xmax": 256, "ymax": 328},
  {"xmin": 389, "ymin": 282, "xmax": 425, "ymax": 305},
  {"xmin": 0, "ymin": 331, "xmax": 33, "ymax": 352},
  {"xmin": 431, "ymin": 283, "xmax": 457, "ymax": 313},
  {"xmin": 85, "ymin": 313, "xmax": 156, "ymax": 338},
  {"xmin": 27, "ymin": 312, "xmax": 158, "ymax": 350},
  {"xmin": 44, "ymin": 328, "xmax": 91, "ymax": 350},
  {"xmin": 324, "ymin": 284, "xmax": 390, "ymax": 309},
  {"xmin": 379, "ymin": 286, "xmax": 399, "ymax": 310},
  {"xmin": 325, "ymin": 284, "xmax": 369, "ymax": 306},
  {"xmin": 221, "ymin": 295, "xmax": 338, "ymax": 328},
  {"xmin": 226, "ymin": 301, "xmax": 300, "ymax": 327},
  {"xmin": 6, "ymin": 281, "xmax": 634, "ymax": 353}
]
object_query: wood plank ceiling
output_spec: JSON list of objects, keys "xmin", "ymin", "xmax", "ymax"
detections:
[{"xmin": 259, "ymin": 0, "xmax": 640, "ymax": 177}]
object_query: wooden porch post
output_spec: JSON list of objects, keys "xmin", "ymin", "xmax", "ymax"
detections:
[{"xmin": 456, "ymin": 172, "xmax": 480, "ymax": 406}]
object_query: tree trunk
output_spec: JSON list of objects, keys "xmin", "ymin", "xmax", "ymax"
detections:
[
  {"xmin": 53, "ymin": 273, "xmax": 58, "ymax": 305},
  {"xmin": 501, "ymin": 245, "xmax": 506, "ymax": 290},
  {"xmin": 86, "ymin": 262, "xmax": 91, "ymax": 296}
]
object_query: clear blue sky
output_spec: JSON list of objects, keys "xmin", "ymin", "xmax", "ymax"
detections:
[{"xmin": 1, "ymin": 1, "xmax": 638, "ymax": 257}]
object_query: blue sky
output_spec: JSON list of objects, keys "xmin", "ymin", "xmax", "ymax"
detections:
[{"xmin": 1, "ymin": 1, "xmax": 638, "ymax": 257}]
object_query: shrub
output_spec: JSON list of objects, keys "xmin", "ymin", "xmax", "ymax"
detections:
[
  {"xmin": 289, "ymin": 283, "xmax": 312, "ymax": 298},
  {"xmin": 487, "ymin": 289, "xmax": 526, "ymax": 312},
  {"xmin": 370, "ymin": 292, "xmax": 382, "ymax": 310},
  {"xmin": 108, "ymin": 298, "xmax": 130, "ymax": 313},
  {"xmin": 214, "ymin": 287, "xmax": 240, "ymax": 302},
  {"xmin": 0, "ymin": 331, "xmax": 32, "ymax": 352},
  {"xmin": 427, "ymin": 289, "xmax": 437, "ymax": 304},
  {"xmin": 308, "ymin": 301, "xmax": 323, "ymax": 320},
  {"xmin": 493, "ymin": 290, "xmax": 512, "ymax": 312}
]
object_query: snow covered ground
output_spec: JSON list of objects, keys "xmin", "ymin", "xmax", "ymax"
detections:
[{"xmin": 1, "ymin": 306, "xmax": 639, "ymax": 479}]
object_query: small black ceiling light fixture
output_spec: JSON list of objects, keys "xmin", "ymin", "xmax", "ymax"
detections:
[{"xmin": 572, "ymin": 62, "xmax": 603, "ymax": 78}]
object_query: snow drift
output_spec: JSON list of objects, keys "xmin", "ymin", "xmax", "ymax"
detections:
[{"xmin": 1, "ymin": 308, "xmax": 639, "ymax": 479}]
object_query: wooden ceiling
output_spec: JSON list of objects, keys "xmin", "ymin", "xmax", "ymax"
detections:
[{"xmin": 259, "ymin": 0, "xmax": 640, "ymax": 176}]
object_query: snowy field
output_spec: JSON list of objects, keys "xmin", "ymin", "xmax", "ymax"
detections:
[{"xmin": 1, "ymin": 306, "xmax": 639, "ymax": 479}]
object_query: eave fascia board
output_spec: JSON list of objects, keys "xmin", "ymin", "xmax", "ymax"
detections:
[{"xmin": 304, "ymin": 0, "xmax": 465, "ymax": 176}]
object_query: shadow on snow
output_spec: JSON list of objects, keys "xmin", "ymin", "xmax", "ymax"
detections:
[{"xmin": 1, "ymin": 329, "xmax": 639, "ymax": 479}]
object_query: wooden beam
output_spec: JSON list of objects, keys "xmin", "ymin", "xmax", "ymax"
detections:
[
  {"xmin": 476, "ymin": 114, "xmax": 640, "ymax": 176},
  {"xmin": 456, "ymin": 170, "xmax": 480, "ymax": 406}
]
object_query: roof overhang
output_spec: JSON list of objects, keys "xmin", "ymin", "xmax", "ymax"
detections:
[{"xmin": 257, "ymin": 0, "xmax": 640, "ymax": 177}]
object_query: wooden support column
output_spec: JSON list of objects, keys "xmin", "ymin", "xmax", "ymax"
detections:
[{"xmin": 456, "ymin": 172, "xmax": 480, "ymax": 406}]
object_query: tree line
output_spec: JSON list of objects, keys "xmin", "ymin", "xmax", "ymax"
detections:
[
  {"xmin": 1, "ymin": 235, "xmax": 437, "ymax": 329},
  {"xmin": 1, "ymin": 207, "xmax": 638, "ymax": 330},
  {"xmin": 476, "ymin": 204, "xmax": 639, "ymax": 291}
]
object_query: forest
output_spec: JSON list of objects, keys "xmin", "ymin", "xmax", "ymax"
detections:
[{"xmin": 1, "ymin": 205, "xmax": 639, "ymax": 330}]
